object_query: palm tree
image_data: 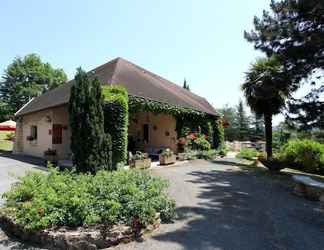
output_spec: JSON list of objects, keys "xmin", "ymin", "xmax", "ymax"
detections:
[{"xmin": 242, "ymin": 57, "xmax": 289, "ymax": 159}]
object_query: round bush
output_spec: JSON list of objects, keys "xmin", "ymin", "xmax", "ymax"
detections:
[{"xmin": 279, "ymin": 139, "xmax": 324, "ymax": 174}]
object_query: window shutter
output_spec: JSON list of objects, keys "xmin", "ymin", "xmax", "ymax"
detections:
[{"xmin": 52, "ymin": 124, "xmax": 62, "ymax": 144}]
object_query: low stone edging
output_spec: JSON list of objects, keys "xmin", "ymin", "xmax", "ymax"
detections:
[{"xmin": 0, "ymin": 213, "xmax": 161, "ymax": 250}]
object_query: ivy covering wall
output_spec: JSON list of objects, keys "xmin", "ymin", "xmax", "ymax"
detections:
[
  {"xmin": 213, "ymin": 120, "xmax": 225, "ymax": 149},
  {"xmin": 102, "ymin": 86, "xmax": 129, "ymax": 168},
  {"xmin": 128, "ymin": 95, "xmax": 222, "ymax": 149}
]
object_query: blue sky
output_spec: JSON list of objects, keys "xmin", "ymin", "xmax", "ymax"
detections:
[{"xmin": 1, "ymin": 0, "xmax": 275, "ymax": 119}]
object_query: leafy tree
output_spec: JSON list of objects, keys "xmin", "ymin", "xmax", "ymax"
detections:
[
  {"xmin": 219, "ymin": 104, "xmax": 239, "ymax": 141},
  {"xmin": 244, "ymin": 0, "xmax": 324, "ymax": 130},
  {"xmin": 237, "ymin": 100, "xmax": 250, "ymax": 141},
  {"xmin": 242, "ymin": 57, "xmax": 289, "ymax": 158},
  {"xmin": 182, "ymin": 78, "xmax": 190, "ymax": 91},
  {"xmin": 0, "ymin": 54, "xmax": 67, "ymax": 116},
  {"xmin": 69, "ymin": 68, "xmax": 112, "ymax": 173}
]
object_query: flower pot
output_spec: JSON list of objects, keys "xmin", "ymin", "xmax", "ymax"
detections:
[
  {"xmin": 130, "ymin": 158, "xmax": 151, "ymax": 169},
  {"xmin": 159, "ymin": 154, "xmax": 176, "ymax": 165}
]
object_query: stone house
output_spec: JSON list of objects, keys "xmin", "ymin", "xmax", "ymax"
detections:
[{"xmin": 13, "ymin": 57, "xmax": 217, "ymax": 160}]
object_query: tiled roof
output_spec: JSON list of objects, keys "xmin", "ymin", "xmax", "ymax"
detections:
[{"xmin": 16, "ymin": 57, "xmax": 217, "ymax": 116}]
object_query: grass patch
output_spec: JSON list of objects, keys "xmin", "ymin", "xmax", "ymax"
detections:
[{"xmin": 0, "ymin": 131, "xmax": 14, "ymax": 151}]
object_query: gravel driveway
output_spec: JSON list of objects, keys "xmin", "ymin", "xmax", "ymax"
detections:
[{"xmin": 1, "ymin": 155, "xmax": 324, "ymax": 250}]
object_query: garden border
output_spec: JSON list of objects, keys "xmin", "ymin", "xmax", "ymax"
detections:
[{"xmin": 0, "ymin": 213, "xmax": 161, "ymax": 250}]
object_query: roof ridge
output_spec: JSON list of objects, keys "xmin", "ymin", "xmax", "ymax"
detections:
[
  {"xmin": 118, "ymin": 57, "xmax": 204, "ymax": 98},
  {"xmin": 16, "ymin": 57, "xmax": 218, "ymax": 116},
  {"xmin": 90, "ymin": 57, "xmax": 120, "ymax": 74},
  {"xmin": 117, "ymin": 58, "xmax": 215, "ymax": 112}
]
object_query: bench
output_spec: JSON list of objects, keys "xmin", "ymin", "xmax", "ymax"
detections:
[{"xmin": 292, "ymin": 175, "xmax": 324, "ymax": 209}]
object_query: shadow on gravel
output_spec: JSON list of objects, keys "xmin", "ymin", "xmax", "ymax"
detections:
[{"xmin": 153, "ymin": 161, "xmax": 324, "ymax": 250}]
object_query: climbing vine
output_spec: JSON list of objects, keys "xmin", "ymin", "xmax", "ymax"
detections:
[{"xmin": 128, "ymin": 95, "xmax": 220, "ymax": 146}]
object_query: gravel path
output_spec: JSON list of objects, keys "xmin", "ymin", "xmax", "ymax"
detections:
[{"xmin": 1, "ymin": 155, "xmax": 324, "ymax": 250}]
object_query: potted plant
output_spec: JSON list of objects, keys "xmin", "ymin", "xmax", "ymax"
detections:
[
  {"xmin": 129, "ymin": 151, "xmax": 151, "ymax": 169},
  {"xmin": 159, "ymin": 148, "xmax": 176, "ymax": 165},
  {"xmin": 44, "ymin": 148, "xmax": 57, "ymax": 164}
]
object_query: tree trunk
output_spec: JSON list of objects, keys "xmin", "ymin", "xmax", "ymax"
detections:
[{"xmin": 264, "ymin": 112, "xmax": 273, "ymax": 159}]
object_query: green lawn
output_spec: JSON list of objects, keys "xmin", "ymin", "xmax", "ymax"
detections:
[{"xmin": 0, "ymin": 130, "xmax": 14, "ymax": 151}]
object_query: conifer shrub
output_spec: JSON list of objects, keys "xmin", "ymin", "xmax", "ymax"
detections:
[
  {"xmin": 102, "ymin": 86, "xmax": 129, "ymax": 169},
  {"xmin": 69, "ymin": 68, "xmax": 112, "ymax": 173}
]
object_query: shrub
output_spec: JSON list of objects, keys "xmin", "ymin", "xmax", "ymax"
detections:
[
  {"xmin": 69, "ymin": 68, "xmax": 112, "ymax": 173},
  {"xmin": 278, "ymin": 139, "xmax": 324, "ymax": 174},
  {"xmin": 132, "ymin": 151, "xmax": 149, "ymax": 160},
  {"xmin": 236, "ymin": 148, "xmax": 258, "ymax": 160},
  {"xmin": 198, "ymin": 149, "xmax": 219, "ymax": 160},
  {"xmin": 217, "ymin": 146, "xmax": 228, "ymax": 157},
  {"xmin": 160, "ymin": 148, "xmax": 174, "ymax": 157},
  {"xmin": 1, "ymin": 168, "xmax": 176, "ymax": 230},
  {"xmin": 188, "ymin": 133, "xmax": 211, "ymax": 151},
  {"xmin": 103, "ymin": 85, "xmax": 129, "ymax": 169}
]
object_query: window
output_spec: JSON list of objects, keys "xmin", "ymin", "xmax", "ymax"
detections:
[
  {"xmin": 52, "ymin": 124, "xmax": 63, "ymax": 144},
  {"xmin": 143, "ymin": 124, "xmax": 149, "ymax": 142},
  {"xmin": 30, "ymin": 126, "xmax": 37, "ymax": 140}
]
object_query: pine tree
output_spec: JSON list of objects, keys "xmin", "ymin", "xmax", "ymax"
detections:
[
  {"xmin": 236, "ymin": 100, "xmax": 249, "ymax": 141},
  {"xmin": 69, "ymin": 68, "xmax": 111, "ymax": 173},
  {"xmin": 244, "ymin": 0, "xmax": 324, "ymax": 130}
]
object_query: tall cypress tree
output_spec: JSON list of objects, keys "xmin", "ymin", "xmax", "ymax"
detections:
[
  {"xmin": 183, "ymin": 78, "xmax": 190, "ymax": 91},
  {"xmin": 69, "ymin": 68, "xmax": 111, "ymax": 173},
  {"xmin": 237, "ymin": 100, "xmax": 249, "ymax": 141}
]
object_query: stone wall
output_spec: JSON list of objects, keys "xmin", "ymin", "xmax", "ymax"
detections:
[{"xmin": 0, "ymin": 213, "xmax": 161, "ymax": 250}]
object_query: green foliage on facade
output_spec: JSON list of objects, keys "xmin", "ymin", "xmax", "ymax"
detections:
[
  {"xmin": 128, "ymin": 95, "xmax": 221, "ymax": 148},
  {"xmin": 102, "ymin": 85, "xmax": 129, "ymax": 168},
  {"xmin": 69, "ymin": 68, "xmax": 112, "ymax": 173},
  {"xmin": 213, "ymin": 120, "xmax": 225, "ymax": 150},
  {"xmin": 128, "ymin": 95, "xmax": 207, "ymax": 118}
]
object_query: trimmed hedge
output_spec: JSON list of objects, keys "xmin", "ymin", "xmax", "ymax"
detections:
[
  {"xmin": 1, "ymin": 168, "xmax": 176, "ymax": 230},
  {"xmin": 102, "ymin": 86, "xmax": 129, "ymax": 168}
]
